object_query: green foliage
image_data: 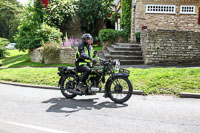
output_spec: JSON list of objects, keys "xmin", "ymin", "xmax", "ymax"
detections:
[
  {"xmin": 0, "ymin": 0, "xmax": 22, "ymax": 41},
  {"xmin": 36, "ymin": 24, "xmax": 62, "ymax": 44},
  {"xmin": 14, "ymin": 0, "xmax": 44, "ymax": 51},
  {"xmin": 99, "ymin": 29, "xmax": 129, "ymax": 43},
  {"xmin": 0, "ymin": 38, "xmax": 10, "ymax": 47},
  {"xmin": 110, "ymin": 11, "xmax": 120, "ymax": 24},
  {"xmin": 44, "ymin": 0, "xmax": 77, "ymax": 27},
  {"xmin": 121, "ymin": 0, "xmax": 132, "ymax": 38},
  {"xmin": 99, "ymin": 29, "xmax": 117, "ymax": 42},
  {"xmin": 116, "ymin": 30, "xmax": 129, "ymax": 42},
  {"xmin": 15, "ymin": 0, "xmax": 62, "ymax": 51},
  {"xmin": 0, "ymin": 38, "xmax": 10, "ymax": 58},
  {"xmin": 134, "ymin": 32, "xmax": 141, "ymax": 38},
  {"xmin": 76, "ymin": 0, "xmax": 113, "ymax": 36},
  {"xmin": 42, "ymin": 42, "xmax": 60, "ymax": 63}
]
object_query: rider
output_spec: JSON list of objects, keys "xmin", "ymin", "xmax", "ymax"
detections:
[{"xmin": 75, "ymin": 33, "xmax": 98, "ymax": 92}]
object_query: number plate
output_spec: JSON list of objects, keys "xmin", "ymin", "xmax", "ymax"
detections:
[
  {"xmin": 115, "ymin": 60, "xmax": 120, "ymax": 71},
  {"xmin": 119, "ymin": 68, "xmax": 130, "ymax": 75}
]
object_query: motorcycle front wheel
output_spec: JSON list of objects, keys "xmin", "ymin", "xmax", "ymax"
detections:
[
  {"xmin": 108, "ymin": 76, "xmax": 133, "ymax": 104},
  {"xmin": 60, "ymin": 74, "xmax": 77, "ymax": 99}
]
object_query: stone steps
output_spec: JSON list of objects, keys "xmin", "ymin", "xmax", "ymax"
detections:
[
  {"xmin": 100, "ymin": 43, "xmax": 144, "ymax": 65},
  {"xmin": 103, "ymin": 50, "xmax": 143, "ymax": 60},
  {"xmin": 115, "ymin": 43, "xmax": 141, "ymax": 47},
  {"xmin": 107, "ymin": 47, "xmax": 142, "ymax": 56},
  {"xmin": 111, "ymin": 45, "xmax": 141, "ymax": 51}
]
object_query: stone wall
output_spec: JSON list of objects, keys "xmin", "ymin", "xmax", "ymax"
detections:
[
  {"xmin": 30, "ymin": 47, "xmax": 77, "ymax": 64},
  {"xmin": 141, "ymin": 29, "xmax": 200, "ymax": 65},
  {"xmin": 30, "ymin": 48, "xmax": 43, "ymax": 63}
]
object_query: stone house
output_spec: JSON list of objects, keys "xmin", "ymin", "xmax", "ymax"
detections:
[{"xmin": 131, "ymin": 0, "xmax": 200, "ymax": 42}]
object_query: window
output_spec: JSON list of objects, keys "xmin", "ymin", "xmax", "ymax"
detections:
[
  {"xmin": 180, "ymin": 5, "xmax": 196, "ymax": 14},
  {"xmin": 146, "ymin": 4, "xmax": 176, "ymax": 14}
]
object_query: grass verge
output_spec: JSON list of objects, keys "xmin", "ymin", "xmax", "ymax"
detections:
[
  {"xmin": 0, "ymin": 67, "xmax": 200, "ymax": 95},
  {"xmin": 0, "ymin": 50, "xmax": 74, "ymax": 68}
]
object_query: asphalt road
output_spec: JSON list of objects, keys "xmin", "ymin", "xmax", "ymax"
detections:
[{"xmin": 0, "ymin": 83, "xmax": 200, "ymax": 133}]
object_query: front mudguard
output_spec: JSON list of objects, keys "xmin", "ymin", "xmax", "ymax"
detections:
[{"xmin": 104, "ymin": 73, "xmax": 129, "ymax": 96}]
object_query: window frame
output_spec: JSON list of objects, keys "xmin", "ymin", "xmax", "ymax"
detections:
[
  {"xmin": 180, "ymin": 5, "xmax": 196, "ymax": 14},
  {"xmin": 146, "ymin": 4, "xmax": 176, "ymax": 14}
]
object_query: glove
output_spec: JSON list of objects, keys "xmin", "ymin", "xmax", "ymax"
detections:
[{"xmin": 91, "ymin": 58, "xmax": 97, "ymax": 64}]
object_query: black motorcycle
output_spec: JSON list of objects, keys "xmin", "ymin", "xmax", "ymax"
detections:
[{"xmin": 57, "ymin": 59, "xmax": 133, "ymax": 103}]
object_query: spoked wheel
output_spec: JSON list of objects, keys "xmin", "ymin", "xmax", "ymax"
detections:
[
  {"xmin": 60, "ymin": 74, "xmax": 77, "ymax": 99},
  {"xmin": 108, "ymin": 76, "xmax": 133, "ymax": 104}
]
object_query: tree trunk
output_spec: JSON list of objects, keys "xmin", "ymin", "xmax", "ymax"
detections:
[{"xmin": 7, "ymin": 17, "xmax": 10, "ymax": 38}]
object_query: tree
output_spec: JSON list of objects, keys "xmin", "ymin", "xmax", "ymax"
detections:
[
  {"xmin": 77, "ymin": 0, "xmax": 113, "ymax": 36},
  {"xmin": 44, "ymin": 0, "xmax": 77, "ymax": 28},
  {"xmin": 0, "ymin": 0, "xmax": 22, "ymax": 41},
  {"xmin": 15, "ymin": 0, "xmax": 62, "ymax": 51}
]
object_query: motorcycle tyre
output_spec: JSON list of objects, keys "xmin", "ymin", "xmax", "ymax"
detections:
[
  {"xmin": 108, "ymin": 76, "xmax": 133, "ymax": 104},
  {"xmin": 60, "ymin": 74, "xmax": 77, "ymax": 99}
]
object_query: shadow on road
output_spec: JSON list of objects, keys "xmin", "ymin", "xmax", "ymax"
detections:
[{"xmin": 42, "ymin": 97, "xmax": 128, "ymax": 116}]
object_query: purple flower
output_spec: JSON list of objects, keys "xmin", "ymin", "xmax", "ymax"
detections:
[{"xmin": 62, "ymin": 38, "xmax": 81, "ymax": 48}]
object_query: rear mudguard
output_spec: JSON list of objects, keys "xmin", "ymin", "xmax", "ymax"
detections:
[
  {"xmin": 104, "ymin": 73, "xmax": 129, "ymax": 95},
  {"xmin": 57, "ymin": 71, "xmax": 77, "ymax": 87},
  {"xmin": 58, "ymin": 77, "xmax": 63, "ymax": 87}
]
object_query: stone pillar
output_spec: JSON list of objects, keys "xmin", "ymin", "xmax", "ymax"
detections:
[{"xmin": 131, "ymin": 0, "xmax": 136, "ymax": 43}]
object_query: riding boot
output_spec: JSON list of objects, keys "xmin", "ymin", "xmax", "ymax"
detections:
[{"xmin": 77, "ymin": 82, "xmax": 87, "ymax": 92}]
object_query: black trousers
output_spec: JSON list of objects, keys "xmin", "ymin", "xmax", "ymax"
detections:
[{"xmin": 77, "ymin": 65, "xmax": 91, "ymax": 83}]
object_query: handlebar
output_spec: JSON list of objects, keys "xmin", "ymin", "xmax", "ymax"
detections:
[{"xmin": 98, "ymin": 58, "xmax": 117, "ymax": 66}]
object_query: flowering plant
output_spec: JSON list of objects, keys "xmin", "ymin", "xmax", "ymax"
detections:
[{"xmin": 62, "ymin": 38, "xmax": 81, "ymax": 48}]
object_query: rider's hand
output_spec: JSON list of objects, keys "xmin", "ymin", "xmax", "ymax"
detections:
[{"xmin": 91, "ymin": 58, "xmax": 97, "ymax": 64}]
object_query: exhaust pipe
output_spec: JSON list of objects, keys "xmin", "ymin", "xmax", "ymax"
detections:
[{"xmin": 68, "ymin": 89, "xmax": 83, "ymax": 95}]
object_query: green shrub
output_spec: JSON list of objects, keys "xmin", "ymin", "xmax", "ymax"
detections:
[
  {"xmin": 15, "ymin": 23, "xmax": 62, "ymax": 51},
  {"xmin": 134, "ymin": 32, "xmax": 141, "ymax": 38},
  {"xmin": 116, "ymin": 30, "xmax": 129, "ymax": 42},
  {"xmin": 99, "ymin": 29, "xmax": 117, "ymax": 43},
  {"xmin": 36, "ymin": 24, "xmax": 62, "ymax": 44},
  {"xmin": 99, "ymin": 29, "xmax": 129, "ymax": 43},
  {"xmin": 42, "ymin": 42, "xmax": 60, "ymax": 63},
  {"xmin": 0, "ymin": 38, "xmax": 10, "ymax": 58}
]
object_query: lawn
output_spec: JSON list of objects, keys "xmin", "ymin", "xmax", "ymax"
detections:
[
  {"xmin": 128, "ymin": 67, "xmax": 200, "ymax": 95},
  {"xmin": 0, "ymin": 47, "xmax": 102, "ymax": 68},
  {"xmin": 0, "ymin": 67, "xmax": 200, "ymax": 95},
  {"xmin": 1, "ymin": 49, "xmax": 200, "ymax": 95},
  {"xmin": 0, "ymin": 50, "xmax": 74, "ymax": 68}
]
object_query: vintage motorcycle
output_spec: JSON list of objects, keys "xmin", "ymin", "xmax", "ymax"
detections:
[{"xmin": 57, "ymin": 58, "xmax": 133, "ymax": 103}]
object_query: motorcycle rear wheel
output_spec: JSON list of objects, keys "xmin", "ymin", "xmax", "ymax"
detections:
[
  {"xmin": 108, "ymin": 76, "xmax": 133, "ymax": 104},
  {"xmin": 60, "ymin": 74, "xmax": 77, "ymax": 99}
]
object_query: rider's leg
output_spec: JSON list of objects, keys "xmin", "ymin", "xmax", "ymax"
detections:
[{"xmin": 77, "ymin": 65, "xmax": 91, "ymax": 91}]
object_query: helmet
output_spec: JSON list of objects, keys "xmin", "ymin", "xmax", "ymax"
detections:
[{"xmin": 81, "ymin": 33, "xmax": 93, "ymax": 44}]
